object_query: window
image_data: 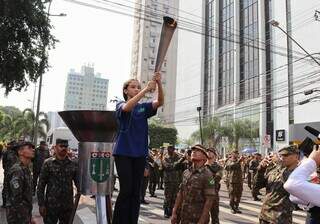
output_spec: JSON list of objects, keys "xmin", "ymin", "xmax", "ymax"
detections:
[
  {"xmin": 218, "ymin": 0, "xmax": 235, "ymax": 106},
  {"xmin": 239, "ymin": 0, "xmax": 259, "ymax": 101}
]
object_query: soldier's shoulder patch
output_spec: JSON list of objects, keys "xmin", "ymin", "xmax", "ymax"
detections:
[
  {"xmin": 208, "ymin": 177, "xmax": 215, "ymax": 186},
  {"xmin": 11, "ymin": 179, "xmax": 20, "ymax": 189}
]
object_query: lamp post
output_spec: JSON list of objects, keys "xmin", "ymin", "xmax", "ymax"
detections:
[
  {"xmin": 270, "ymin": 20, "xmax": 320, "ymax": 67},
  {"xmin": 197, "ymin": 106, "xmax": 203, "ymax": 145}
]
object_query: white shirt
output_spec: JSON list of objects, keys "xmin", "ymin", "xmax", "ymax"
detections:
[{"xmin": 284, "ymin": 158, "xmax": 320, "ymax": 207}]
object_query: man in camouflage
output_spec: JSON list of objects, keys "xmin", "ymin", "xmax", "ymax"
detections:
[
  {"xmin": 249, "ymin": 153, "xmax": 262, "ymax": 201},
  {"xmin": 2, "ymin": 140, "xmax": 18, "ymax": 208},
  {"xmin": 148, "ymin": 148, "xmax": 160, "ymax": 197},
  {"xmin": 32, "ymin": 141, "xmax": 50, "ymax": 194},
  {"xmin": 6, "ymin": 142, "xmax": 35, "ymax": 224},
  {"xmin": 162, "ymin": 145, "xmax": 181, "ymax": 218},
  {"xmin": 225, "ymin": 150, "xmax": 243, "ymax": 214},
  {"xmin": 171, "ymin": 144, "xmax": 216, "ymax": 224},
  {"xmin": 255, "ymin": 146, "xmax": 299, "ymax": 224},
  {"xmin": 206, "ymin": 148, "xmax": 223, "ymax": 224},
  {"xmin": 37, "ymin": 139, "xmax": 79, "ymax": 224}
]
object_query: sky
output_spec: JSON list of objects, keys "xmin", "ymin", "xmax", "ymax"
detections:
[{"xmin": 0, "ymin": 0, "xmax": 134, "ymax": 112}]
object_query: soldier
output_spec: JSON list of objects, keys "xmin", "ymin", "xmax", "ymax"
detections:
[
  {"xmin": 6, "ymin": 141, "xmax": 35, "ymax": 224},
  {"xmin": 162, "ymin": 145, "xmax": 181, "ymax": 218},
  {"xmin": 140, "ymin": 166, "xmax": 150, "ymax": 204},
  {"xmin": 206, "ymin": 148, "xmax": 223, "ymax": 224},
  {"xmin": 246, "ymin": 155, "xmax": 253, "ymax": 189},
  {"xmin": 149, "ymin": 149, "xmax": 160, "ymax": 197},
  {"xmin": 37, "ymin": 139, "xmax": 79, "ymax": 224},
  {"xmin": 249, "ymin": 153, "xmax": 262, "ymax": 201},
  {"xmin": 2, "ymin": 140, "xmax": 18, "ymax": 208},
  {"xmin": 158, "ymin": 146, "xmax": 165, "ymax": 190},
  {"xmin": 32, "ymin": 141, "xmax": 50, "ymax": 194},
  {"xmin": 171, "ymin": 144, "xmax": 216, "ymax": 224},
  {"xmin": 225, "ymin": 150, "xmax": 243, "ymax": 214},
  {"xmin": 255, "ymin": 146, "xmax": 299, "ymax": 224}
]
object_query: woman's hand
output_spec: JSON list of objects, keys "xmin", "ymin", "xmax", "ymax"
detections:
[
  {"xmin": 146, "ymin": 80, "xmax": 156, "ymax": 92},
  {"xmin": 152, "ymin": 72, "xmax": 162, "ymax": 84}
]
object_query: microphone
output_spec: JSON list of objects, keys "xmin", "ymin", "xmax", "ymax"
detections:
[{"xmin": 304, "ymin": 126, "xmax": 320, "ymax": 139}]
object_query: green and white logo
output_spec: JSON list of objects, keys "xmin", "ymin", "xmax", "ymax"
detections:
[{"xmin": 90, "ymin": 152, "xmax": 111, "ymax": 183}]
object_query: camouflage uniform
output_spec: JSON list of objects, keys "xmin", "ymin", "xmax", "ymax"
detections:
[
  {"xmin": 178, "ymin": 165, "xmax": 216, "ymax": 224},
  {"xmin": 246, "ymin": 158, "xmax": 253, "ymax": 189},
  {"xmin": 224, "ymin": 158, "xmax": 230, "ymax": 191},
  {"xmin": 2, "ymin": 148, "xmax": 18, "ymax": 207},
  {"xmin": 249, "ymin": 159, "xmax": 260, "ymax": 199},
  {"xmin": 37, "ymin": 157, "xmax": 79, "ymax": 224},
  {"xmin": 206, "ymin": 162, "xmax": 223, "ymax": 224},
  {"xmin": 162, "ymin": 153, "xmax": 181, "ymax": 216},
  {"xmin": 148, "ymin": 155, "xmax": 160, "ymax": 196},
  {"xmin": 255, "ymin": 163, "xmax": 296, "ymax": 223},
  {"xmin": 6, "ymin": 162, "xmax": 33, "ymax": 224},
  {"xmin": 225, "ymin": 158, "xmax": 243, "ymax": 212},
  {"xmin": 32, "ymin": 146, "xmax": 50, "ymax": 193}
]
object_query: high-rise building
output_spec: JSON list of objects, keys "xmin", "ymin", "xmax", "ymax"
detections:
[
  {"xmin": 131, "ymin": 0, "xmax": 179, "ymax": 123},
  {"xmin": 202, "ymin": 0, "xmax": 320, "ymax": 151},
  {"xmin": 64, "ymin": 65, "xmax": 109, "ymax": 111}
]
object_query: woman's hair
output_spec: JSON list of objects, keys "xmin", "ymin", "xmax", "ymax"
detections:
[{"xmin": 122, "ymin": 79, "xmax": 139, "ymax": 101}]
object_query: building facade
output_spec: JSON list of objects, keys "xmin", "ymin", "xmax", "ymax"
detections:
[
  {"xmin": 64, "ymin": 65, "xmax": 109, "ymax": 111},
  {"xmin": 203, "ymin": 0, "xmax": 320, "ymax": 151},
  {"xmin": 131, "ymin": 0, "xmax": 179, "ymax": 123}
]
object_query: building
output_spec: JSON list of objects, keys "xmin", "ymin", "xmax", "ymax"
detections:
[
  {"xmin": 202, "ymin": 0, "xmax": 320, "ymax": 152},
  {"xmin": 131, "ymin": 0, "xmax": 179, "ymax": 123},
  {"xmin": 64, "ymin": 65, "xmax": 109, "ymax": 111}
]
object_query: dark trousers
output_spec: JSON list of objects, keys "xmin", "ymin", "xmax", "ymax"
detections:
[
  {"xmin": 44, "ymin": 207, "xmax": 72, "ymax": 224},
  {"xmin": 112, "ymin": 156, "xmax": 146, "ymax": 224},
  {"xmin": 140, "ymin": 176, "xmax": 149, "ymax": 201},
  {"xmin": 33, "ymin": 171, "xmax": 40, "ymax": 193}
]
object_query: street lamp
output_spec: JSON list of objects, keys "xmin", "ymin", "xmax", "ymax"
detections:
[
  {"xmin": 197, "ymin": 106, "xmax": 203, "ymax": 145},
  {"xmin": 304, "ymin": 89, "xmax": 320, "ymax": 95},
  {"xmin": 270, "ymin": 20, "xmax": 320, "ymax": 67}
]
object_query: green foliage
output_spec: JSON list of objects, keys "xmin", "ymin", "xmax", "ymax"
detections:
[
  {"xmin": 0, "ymin": 0, "xmax": 57, "ymax": 94},
  {"xmin": 189, "ymin": 117, "xmax": 259, "ymax": 150},
  {"xmin": 148, "ymin": 123, "xmax": 178, "ymax": 148},
  {"xmin": 0, "ymin": 107, "xmax": 49, "ymax": 141}
]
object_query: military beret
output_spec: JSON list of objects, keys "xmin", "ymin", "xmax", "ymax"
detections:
[
  {"xmin": 278, "ymin": 145, "xmax": 299, "ymax": 156},
  {"xmin": 231, "ymin": 150, "xmax": 239, "ymax": 154},
  {"xmin": 40, "ymin": 141, "xmax": 47, "ymax": 145},
  {"xmin": 254, "ymin": 153, "xmax": 262, "ymax": 156},
  {"xmin": 191, "ymin": 144, "xmax": 208, "ymax": 158},
  {"xmin": 56, "ymin": 139, "xmax": 69, "ymax": 146}
]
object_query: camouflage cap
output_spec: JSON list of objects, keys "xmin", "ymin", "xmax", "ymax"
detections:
[
  {"xmin": 15, "ymin": 141, "xmax": 35, "ymax": 151},
  {"xmin": 56, "ymin": 139, "xmax": 69, "ymax": 147},
  {"xmin": 206, "ymin": 147, "xmax": 217, "ymax": 156},
  {"xmin": 231, "ymin": 149, "xmax": 239, "ymax": 154},
  {"xmin": 278, "ymin": 145, "xmax": 299, "ymax": 156},
  {"xmin": 191, "ymin": 144, "xmax": 208, "ymax": 158}
]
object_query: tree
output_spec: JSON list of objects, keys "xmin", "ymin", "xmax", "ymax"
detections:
[
  {"xmin": 223, "ymin": 119, "xmax": 259, "ymax": 151},
  {"xmin": 0, "ymin": 0, "xmax": 56, "ymax": 94},
  {"xmin": 0, "ymin": 107, "xmax": 49, "ymax": 141},
  {"xmin": 190, "ymin": 117, "xmax": 227, "ymax": 147},
  {"xmin": 148, "ymin": 123, "xmax": 178, "ymax": 148}
]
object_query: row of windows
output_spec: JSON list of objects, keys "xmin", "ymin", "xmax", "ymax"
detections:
[
  {"xmin": 218, "ymin": 0, "xmax": 235, "ymax": 106},
  {"xmin": 240, "ymin": 0, "xmax": 259, "ymax": 101},
  {"xmin": 69, "ymin": 76, "xmax": 83, "ymax": 81}
]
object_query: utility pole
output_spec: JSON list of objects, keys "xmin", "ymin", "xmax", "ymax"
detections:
[{"xmin": 197, "ymin": 106, "xmax": 203, "ymax": 145}]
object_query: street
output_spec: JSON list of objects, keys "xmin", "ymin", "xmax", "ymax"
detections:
[{"xmin": 0, "ymin": 161, "xmax": 307, "ymax": 224}]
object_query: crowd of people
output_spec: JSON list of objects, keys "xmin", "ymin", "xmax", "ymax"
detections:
[
  {"xmin": 0, "ymin": 138, "xmax": 79, "ymax": 224},
  {"xmin": 1, "ymin": 137, "xmax": 320, "ymax": 224}
]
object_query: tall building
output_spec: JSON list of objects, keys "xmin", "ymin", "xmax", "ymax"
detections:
[
  {"xmin": 64, "ymin": 65, "xmax": 109, "ymax": 111},
  {"xmin": 203, "ymin": 0, "xmax": 269, "ymax": 152},
  {"xmin": 202, "ymin": 0, "xmax": 320, "ymax": 151},
  {"xmin": 131, "ymin": 0, "xmax": 179, "ymax": 123}
]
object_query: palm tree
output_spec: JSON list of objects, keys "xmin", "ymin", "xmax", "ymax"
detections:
[
  {"xmin": 0, "ymin": 112, "xmax": 14, "ymax": 140},
  {"xmin": 223, "ymin": 119, "xmax": 259, "ymax": 151},
  {"xmin": 21, "ymin": 109, "xmax": 50, "ymax": 141}
]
